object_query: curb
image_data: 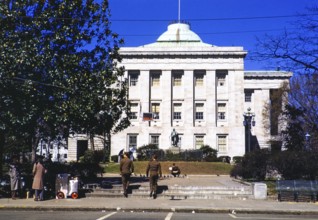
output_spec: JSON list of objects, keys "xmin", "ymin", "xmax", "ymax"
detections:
[{"xmin": 1, "ymin": 205, "xmax": 318, "ymax": 215}]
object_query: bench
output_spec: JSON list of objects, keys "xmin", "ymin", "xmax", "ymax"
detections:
[{"xmin": 276, "ymin": 180, "xmax": 318, "ymax": 202}]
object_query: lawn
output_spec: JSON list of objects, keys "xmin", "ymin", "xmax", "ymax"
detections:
[{"xmin": 104, "ymin": 161, "xmax": 233, "ymax": 175}]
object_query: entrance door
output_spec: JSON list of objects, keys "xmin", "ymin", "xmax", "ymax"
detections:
[{"xmin": 77, "ymin": 140, "xmax": 88, "ymax": 161}]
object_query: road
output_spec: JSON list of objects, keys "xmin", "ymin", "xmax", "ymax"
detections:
[{"xmin": 1, "ymin": 211, "xmax": 318, "ymax": 220}]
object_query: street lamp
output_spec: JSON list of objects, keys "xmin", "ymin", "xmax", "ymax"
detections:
[
  {"xmin": 243, "ymin": 107, "xmax": 255, "ymax": 153},
  {"xmin": 305, "ymin": 132, "xmax": 311, "ymax": 151}
]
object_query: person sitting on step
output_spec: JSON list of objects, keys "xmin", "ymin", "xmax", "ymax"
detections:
[{"xmin": 170, "ymin": 163, "xmax": 181, "ymax": 177}]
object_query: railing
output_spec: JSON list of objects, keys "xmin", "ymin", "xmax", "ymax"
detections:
[{"xmin": 276, "ymin": 180, "xmax": 318, "ymax": 202}]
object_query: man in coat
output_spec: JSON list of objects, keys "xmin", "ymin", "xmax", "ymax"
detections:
[
  {"xmin": 32, "ymin": 156, "xmax": 47, "ymax": 201},
  {"xmin": 9, "ymin": 155, "xmax": 20, "ymax": 199},
  {"xmin": 119, "ymin": 152, "xmax": 134, "ymax": 198},
  {"xmin": 146, "ymin": 154, "xmax": 162, "ymax": 199}
]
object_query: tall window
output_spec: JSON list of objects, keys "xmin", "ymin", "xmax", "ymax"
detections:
[
  {"xmin": 195, "ymin": 103, "xmax": 204, "ymax": 120},
  {"xmin": 195, "ymin": 135, "xmax": 204, "ymax": 149},
  {"xmin": 217, "ymin": 135, "xmax": 227, "ymax": 152},
  {"xmin": 151, "ymin": 74, "xmax": 160, "ymax": 87},
  {"xmin": 128, "ymin": 135, "xmax": 137, "ymax": 149},
  {"xmin": 245, "ymin": 93, "xmax": 252, "ymax": 102},
  {"xmin": 151, "ymin": 103, "xmax": 160, "ymax": 119},
  {"xmin": 173, "ymin": 75, "xmax": 182, "ymax": 86},
  {"xmin": 217, "ymin": 103, "xmax": 226, "ymax": 120},
  {"xmin": 129, "ymin": 71, "xmax": 139, "ymax": 86},
  {"xmin": 150, "ymin": 135, "xmax": 159, "ymax": 147},
  {"xmin": 195, "ymin": 75, "xmax": 204, "ymax": 86},
  {"xmin": 245, "ymin": 90, "xmax": 253, "ymax": 102},
  {"xmin": 216, "ymin": 71, "xmax": 227, "ymax": 87},
  {"xmin": 129, "ymin": 103, "xmax": 139, "ymax": 119},
  {"xmin": 194, "ymin": 70, "xmax": 205, "ymax": 87},
  {"xmin": 173, "ymin": 103, "xmax": 182, "ymax": 120}
]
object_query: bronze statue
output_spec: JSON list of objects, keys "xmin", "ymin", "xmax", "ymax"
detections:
[{"xmin": 171, "ymin": 128, "xmax": 179, "ymax": 147}]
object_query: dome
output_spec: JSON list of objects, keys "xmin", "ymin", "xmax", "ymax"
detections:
[{"xmin": 157, "ymin": 22, "xmax": 202, "ymax": 42}]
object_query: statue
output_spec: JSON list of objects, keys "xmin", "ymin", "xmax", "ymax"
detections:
[{"xmin": 171, "ymin": 128, "xmax": 179, "ymax": 147}]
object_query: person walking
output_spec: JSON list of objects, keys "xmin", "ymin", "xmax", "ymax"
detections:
[
  {"xmin": 119, "ymin": 152, "xmax": 134, "ymax": 198},
  {"xmin": 32, "ymin": 156, "xmax": 47, "ymax": 201},
  {"xmin": 146, "ymin": 154, "xmax": 162, "ymax": 199},
  {"xmin": 8, "ymin": 155, "xmax": 20, "ymax": 199}
]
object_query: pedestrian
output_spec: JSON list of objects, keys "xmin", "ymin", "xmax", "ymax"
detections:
[
  {"xmin": 119, "ymin": 152, "xmax": 134, "ymax": 198},
  {"xmin": 170, "ymin": 163, "xmax": 181, "ymax": 177},
  {"xmin": 8, "ymin": 155, "xmax": 20, "ymax": 199},
  {"xmin": 146, "ymin": 154, "xmax": 162, "ymax": 199},
  {"xmin": 32, "ymin": 156, "xmax": 47, "ymax": 201}
]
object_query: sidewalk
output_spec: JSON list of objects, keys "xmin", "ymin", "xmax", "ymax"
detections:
[{"xmin": 0, "ymin": 175, "xmax": 317, "ymax": 214}]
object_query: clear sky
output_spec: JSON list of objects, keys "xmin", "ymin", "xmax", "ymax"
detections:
[{"xmin": 108, "ymin": 0, "xmax": 316, "ymax": 70}]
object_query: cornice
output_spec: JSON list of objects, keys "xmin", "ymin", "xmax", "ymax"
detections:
[{"xmin": 244, "ymin": 71, "xmax": 293, "ymax": 79}]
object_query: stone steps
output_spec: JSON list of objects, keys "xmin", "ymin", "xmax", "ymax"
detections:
[{"xmin": 85, "ymin": 184, "xmax": 254, "ymax": 200}]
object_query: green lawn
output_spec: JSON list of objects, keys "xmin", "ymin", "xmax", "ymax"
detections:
[{"xmin": 104, "ymin": 161, "xmax": 233, "ymax": 175}]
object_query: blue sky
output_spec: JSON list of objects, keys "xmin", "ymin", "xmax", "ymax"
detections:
[{"xmin": 108, "ymin": 0, "xmax": 316, "ymax": 70}]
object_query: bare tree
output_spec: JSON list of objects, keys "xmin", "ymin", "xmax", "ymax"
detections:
[{"xmin": 254, "ymin": 6, "xmax": 318, "ymax": 150}]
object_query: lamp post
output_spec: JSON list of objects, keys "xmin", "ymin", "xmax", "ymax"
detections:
[
  {"xmin": 243, "ymin": 107, "xmax": 255, "ymax": 153},
  {"xmin": 305, "ymin": 132, "xmax": 311, "ymax": 151}
]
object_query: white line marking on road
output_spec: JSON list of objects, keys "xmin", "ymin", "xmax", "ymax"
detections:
[
  {"xmin": 229, "ymin": 213, "xmax": 237, "ymax": 218},
  {"xmin": 165, "ymin": 212, "xmax": 174, "ymax": 220},
  {"xmin": 228, "ymin": 214, "xmax": 318, "ymax": 220},
  {"xmin": 96, "ymin": 212, "xmax": 117, "ymax": 220}
]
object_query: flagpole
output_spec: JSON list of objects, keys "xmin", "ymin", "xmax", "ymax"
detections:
[{"xmin": 178, "ymin": 0, "xmax": 180, "ymax": 23}]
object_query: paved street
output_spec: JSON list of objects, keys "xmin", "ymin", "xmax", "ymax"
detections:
[{"xmin": 1, "ymin": 211, "xmax": 318, "ymax": 220}]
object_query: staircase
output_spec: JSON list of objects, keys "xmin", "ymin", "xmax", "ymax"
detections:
[{"xmin": 84, "ymin": 175, "xmax": 254, "ymax": 200}]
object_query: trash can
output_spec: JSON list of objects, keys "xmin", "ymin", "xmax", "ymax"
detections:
[
  {"xmin": 55, "ymin": 174, "xmax": 79, "ymax": 199},
  {"xmin": 69, "ymin": 178, "xmax": 79, "ymax": 199}
]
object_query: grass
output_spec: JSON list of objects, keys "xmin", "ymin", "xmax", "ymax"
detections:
[{"xmin": 103, "ymin": 161, "xmax": 233, "ymax": 175}]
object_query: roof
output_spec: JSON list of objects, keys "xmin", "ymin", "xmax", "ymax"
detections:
[
  {"xmin": 142, "ymin": 22, "xmax": 214, "ymax": 48},
  {"xmin": 157, "ymin": 22, "xmax": 202, "ymax": 42}
]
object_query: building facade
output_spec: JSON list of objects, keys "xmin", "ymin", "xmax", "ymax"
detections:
[
  {"xmin": 67, "ymin": 22, "xmax": 292, "ymax": 161},
  {"xmin": 110, "ymin": 22, "xmax": 292, "ymax": 159}
]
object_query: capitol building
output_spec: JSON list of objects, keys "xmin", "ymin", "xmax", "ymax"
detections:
[{"xmin": 68, "ymin": 21, "xmax": 292, "ymax": 161}]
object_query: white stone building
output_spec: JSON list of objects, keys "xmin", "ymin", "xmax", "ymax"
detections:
[{"xmin": 68, "ymin": 22, "xmax": 292, "ymax": 161}]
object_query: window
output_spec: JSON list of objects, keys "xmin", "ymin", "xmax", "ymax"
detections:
[
  {"xmin": 245, "ymin": 90, "xmax": 253, "ymax": 102},
  {"xmin": 217, "ymin": 103, "xmax": 226, "ymax": 120},
  {"xmin": 195, "ymin": 75, "xmax": 204, "ymax": 86},
  {"xmin": 129, "ymin": 103, "xmax": 139, "ymax": 119},
  {"xmin": 64, "ymin": 154, "xmax": 67, "ymax": 159},
  {"xmin": 195, "ymin": 135, "xmax": 204, "ymax": 149},
  {"xmin": 195, "ymin": 103, "xmax": 204, "ymax": 120},
  {"xmin": 128, "ymin": 135, "xmax": 137, "ymax": 149},
  {"xmin": 173, "ymin": 74, "xmax": 182, "ymax": 86},
  {"xmin": 151, "ymin": 103, "xmax": 160, "ymax": 119},
  {"xmin": 150, "ymin": 135, "xmax": 159, "ymax": 147},
  {"xmin": 151, "ymin": 74, "xmax": 160, "ymax": 87},
  {"xmin": 194, "ymin": 71, "xmax": 205, "ymax": 87},
  {"xmin": 130, "ymin": 75, "xmax": 138, "ymax": 86},
  {"xmin": 216, "ymin": 71, "xmax": 227, "ymax": 87},
  {"xmin": 245, "ymin": 93, "xmax": 252, "ymax": 102},
  {"xmin": 129, "ymin": 73, "xmax": 139, "ymax": 86},
  {"xmin": 173, "ymin": 103, "xmax": 182, "ymax": 120},
  {"xmin": 217, "ymin": 135, "xmax": 227, "ymax": 152}
]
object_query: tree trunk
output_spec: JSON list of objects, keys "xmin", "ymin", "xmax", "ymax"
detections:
[
  {"xmin": 31, "ymin": 136, "xmax": 40, "ymax": 163},
  {"xmin": 0, "ymin": 130, "xmax": 4, "ymax": 177}
]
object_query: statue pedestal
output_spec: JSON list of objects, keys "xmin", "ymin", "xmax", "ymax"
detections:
[{"xmin": 168, "ymin": 146, "xmax": 180, "ymax": 154}]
